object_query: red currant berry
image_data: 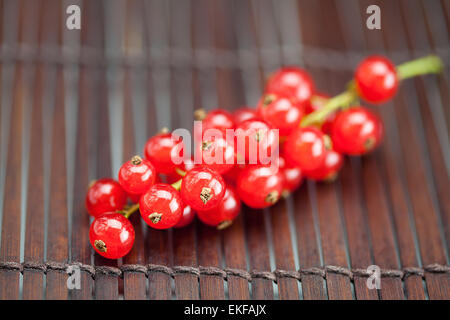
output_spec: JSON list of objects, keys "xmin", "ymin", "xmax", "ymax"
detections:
[
  {"xmin": 303, "ymin": 149, "xmax": 344, "ymax": 181},
  {"xmin": 236, "ymin": 165, "xmax": 284, "ymax": 209},
  {"xmin": 355, "ymin": 55, "xmax": 398, "ymax": 104},
  {"xmin": 144, "ymin": 131, "xmax": 184, "ymax": 174},
  {"xmin": 235, "ymin": 119, "xmax": 278, "ymax": 165},
  {"xmin": 278, "ymin": 155, "xmax": 303, "ymax": 194},
  {"xmin": 195, "ymin": 109, "xmax": 235, "ymax": 133},
  {"xmin": 265, "ymin": 67, "xmax": 315, "ymax": 105},
  {"xmin": 331, "ymin": 107, "xmax": 384, "ymax": 155},
  {"xmin": 257, "ymin": 93, "xmax": 304, "ymax": 137},
  {"xmin": 139, "ymin": 183, "xmax": 183, "ymax": 229},
  {"xmin": 284, "ymin": 127, "xmax": 328, "ymax": 171},
  {"xmin": 174, "ymin": 204, "xmax": 196, "ymax": 228},
  {"xmin": 304, "ymin": 93, "xmax": 335, "ymax": 134},
  {"xmin": 180, "ymin": 166, "xmax": 226, "ymax": 211},
  {"xmin": 85, "ymin": 178, "xmax": 127, "ymax": 217},
  {"xmin": 196, "ymin": 135, "xmax": 235, "ymax": 174},
  {"xmin": 233, "ymin": 107, "xmax": 259, "ymax": 125},
  {"xmin": 89, "ymin": 212, "xmax": 135, "ymax": 259},
  {"xmin": 118, "ymin": 155, "xmax": 157, "ymax": 196},
  {"xmin": 197, "ymin": 185, "xmax": 241, "ymax": 229}
]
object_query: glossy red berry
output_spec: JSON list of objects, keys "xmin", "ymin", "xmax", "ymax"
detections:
[
  {"xmin": 236, "ymin": 165, "xmax": 284, "ymax": 209},
  {"xmin": 118, "ymin": 155, "xmax": 157, "ymax": 196},
  {"xmin": 284, "ymin": 127, "xmax": 328, "ymax": 171},
  {"xmin": 85, "ymin": 178, "xmax": 127, "ymax": 217},
  {"xmin": 197, "ymin": 185, "xmax": 241, "ymax": 229},
  {"xmin": 257, "ymin": 92, "xmax": 304, "ymax": 137},
  {"xmin": 196, "ymin": 109, "xmax": 235, "ymax": 133},
  {"xmin": 139, "ymin": 183, "xmax": 183, "ymax": 229},
  {"xmin": 195, "ymin": 135, "xmax": 235, "ymax": 174},
  {"xmin": 144, "ymin": 132, "xmax": 184, "ymax": 174},
  {"xmin": 89, "ymin": 212, "xmax": 135, "ymax": 259},
  {"xmin": 180, "ymin": 166, "xmax": 226, "ymax": 211},
  {"xmin": 265, "ymin": 67, "xmax": 315, "ymax": 105},
  {"xmin": 331, "ymin": 107, "xmax": 384, "ymax": 155},
  {"xmin": 355, "ymin": 55, "xmax": 398, "ymax": 104},
  {"xmin": 303, "ymin": 149, "xmax": 344, "ymax": 181},
  {"xmin": 278, "ymin": 155, "xmax": 303, "ymax": 194},
  {"xmin": 174, "ymin": 204, "xmax": 196, "ymax": 228},
  {"xmin": 235, "ymin": 119, "xmax": 278, "ymax": 165},
  {"xmin": 233, "ymin": 107, "xmax": 259, "ymax": 125},
  {"xmin": 304, "ymin": 93, "xmax": 335, "ymax": 134}
]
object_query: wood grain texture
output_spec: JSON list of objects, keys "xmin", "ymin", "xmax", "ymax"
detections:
[{"xmin": 0, "ymin": 64, "xmax": 23, "ymax": 300}]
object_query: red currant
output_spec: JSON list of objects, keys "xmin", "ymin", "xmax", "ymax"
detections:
[
  {"xmin": 236, "ymin": 165, "xmax": 284, "ymax": 209},
  {"xmin": 195, "ymin": 135, "xmax": 235, "ymax": 174},
  {"xmin": 174, "ymin": 204, "xmax": 196, "ymax": 228},
  {"xmin": 144, "ymin": 131, "xmax": 184, "ymax": 174},
  {"xmin": 278, "ymin": 155, "xmax": 303, "ymax": 194},
  {"xmin": 257, "ymin": 92, "xmax": 304, "ymax": 137},
  {"xmin": 118, "ymin": 155, "xmax": 157, "ymax": 196},
  {"xmin": 355, "ymin": 55, "xmax": 398, "ymax": 104},
  {"xmin": 284, "ymin": 127, "xmax": 328, "ymax": 171},
  {"xmin": 233, "ymin": 107, "xmax": 259, "ymax": 125},
  {"xmin": 265, "ymin": 67, "xmax": 315, "ymax": 105},
  {"xmin": 85, "ymin": 178, "xmax": 127, "ymax": 217},
  {"xmin": 331, "ymin": 107, "xmax": 384, "ymax": 155},
  {"xmin": 196, "ymin": 109, "xmax": 235, "ymax": 133},
  {"xmin": 304, "ymin": 93, "xmax": 335, "ymax": 134},
  {"xmin": 235, "ymin": 119, "xmax": 278, "ymax": 165},
  {"xmin": 180, "ymin": 166, "xmax": 226, "ymax": 211},
  {"xmin": 197, "ymin": 185, "xmax": 241, "ymax": 229},
  {"xmin": 303, "ymin": 148, "xmax": 344, "ymax": 181},
  {"xmin": 139, "ymin": 183, "xmax": 183, "ymax": 229},
  {"xmin": 89, "ymin": 212, "xmax": 135, "ymax": 259}
]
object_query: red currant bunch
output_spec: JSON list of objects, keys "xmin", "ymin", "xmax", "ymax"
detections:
[{"xmin": 84, "ymin": 54, "xmax": 443, "ymax": 260}]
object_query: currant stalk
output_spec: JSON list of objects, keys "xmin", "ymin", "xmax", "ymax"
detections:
[{"xmin": 300, "ymin": 55, "xmax": 443, "ymax": 127}]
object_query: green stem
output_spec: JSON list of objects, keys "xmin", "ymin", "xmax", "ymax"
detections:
[
  {"xmin": 301, "ymin": 90, "xmax": 358, "ymax": 127},
  {"xmin": 175, "ymin": 167, "xmax": 187, "ymax": 177},
  {"xmin": 397, "ymin": 55, "xmax": 443, "ymax": 80},
  {"xmin": 121, "ymin": 203, "xmax": 139, "ymax": 219},
  {"xmin": 171, "ymin": 178, "xmax": 182, "ymax": 191},
  {"xmin": 301, "ymin": 55, "xmax": 443, "ymax": 127}
]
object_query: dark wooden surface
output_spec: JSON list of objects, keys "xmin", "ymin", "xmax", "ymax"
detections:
[{"xmin": 0, "ymin": 0, "xmax": 449, "ymax": 300}]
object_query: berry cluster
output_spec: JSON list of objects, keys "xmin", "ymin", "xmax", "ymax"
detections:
[{"xmin": 85, "ymin": 55, "xmax": 443, "ymax": 259}]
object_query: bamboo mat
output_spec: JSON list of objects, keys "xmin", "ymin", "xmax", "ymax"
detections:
[{"xmin": 0, "ymin": 0, "xmax": 449, "ymax": 300}]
